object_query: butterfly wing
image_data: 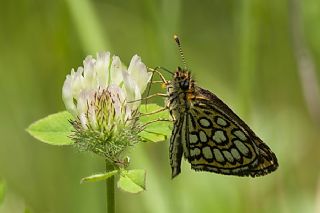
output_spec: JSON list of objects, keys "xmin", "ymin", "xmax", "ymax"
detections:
[
  {"xmin": 169, "ymin": 115, "xmax": 184, "ymax": 178},
  {"xmin": 184, "ymin": 86, "xmax": 278, "ymax": 177}
]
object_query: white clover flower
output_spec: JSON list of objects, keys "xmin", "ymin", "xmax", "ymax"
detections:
[{"xmin": 62, "ymin": 52, "xmax": 152, "ymax": 159}]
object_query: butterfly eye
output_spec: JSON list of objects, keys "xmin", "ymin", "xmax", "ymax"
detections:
[{"xmin": 179, "ymin": 79, "xmax": 189, "ymax": 90}]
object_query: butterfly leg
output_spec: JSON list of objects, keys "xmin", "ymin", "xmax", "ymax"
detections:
[
  {"xmin": 145, "ymin": 67, "xmax": 171, "ymax": 104},
  {"xmin": 127, "ymin": 93, "xmax": 168, "ymax": 104},
  {"xmin": 148, "ymin": 80, "xmax": 165, "ymax": 83},
  {"xmin": 138, "ymin": 118, "xmax": 172, "ymax": 132},
  {"xmin": 139, "ymin": 107, "xmax": 167, "ymax": 116},
  {"xmin": 147, "ymin": 66, "xmax": 172, "ymax": 83}
]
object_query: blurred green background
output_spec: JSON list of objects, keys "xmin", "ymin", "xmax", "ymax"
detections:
[{"xmin": 1, "ymin": 0, "xmax": 320, "ymax": 212}]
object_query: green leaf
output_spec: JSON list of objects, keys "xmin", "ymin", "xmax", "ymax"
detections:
[
  {"xmin": 117, "ymin": 169, "xmax": 146, "ymax": 193},
  {"xmin": 139, "ymin": 104, "xmax": 172, "ymax": 142},
  {"xmin": 26, "ymin": 111, "xmax": 75, "ymax": 145},
  {"xmin": 138, "ymin": 131, "xmax": 168, "ymax": 142},
  {"xmin": 80, "ymin": 170, "xmax": 118, "ymax": 184},
  {"xmin": 0, "ymin": 178, "xmax": 6, "ymax": 206}
]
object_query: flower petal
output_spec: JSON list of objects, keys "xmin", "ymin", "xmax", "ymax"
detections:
[
  {"xmin": 83, "ymin": 56, "xmax": 98, "ymax": 89},
  {"xmin": 77, "ymin": 90, "xmax": 93, "ymax": 129},
  {"xmin": 62, "ymin": 75, "xmax": 76, "ymax": 115},
  {"xmin": 122, "ymin": 70, "xmax": 141, "ymax": 111},
  {"xmin": 127, "ymin": 55, "xmax": 152, "ymax": 93},
  {"xmin": 95, "ymin": 52, "xmax": 111, "ymax": 88},
  {"xmin": 108, "ymin": 84, "xmax": 125, "ymax": 118},
  {"xmin": 62, "ymin": 68, "xmax": 84, "ymax": 116},
  {"xmin": 110, "ymin": 56, "xmax": 124, "ymax": 86}
]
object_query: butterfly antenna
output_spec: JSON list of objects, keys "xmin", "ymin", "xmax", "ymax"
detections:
[{"xmin": 174, "ymin": 35, "xmax": 187, "ymax": 70}]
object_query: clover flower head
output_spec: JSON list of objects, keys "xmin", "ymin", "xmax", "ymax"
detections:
[{"xmin": 62, "ymin": 52, "xmax": 152, "ymax": 161}]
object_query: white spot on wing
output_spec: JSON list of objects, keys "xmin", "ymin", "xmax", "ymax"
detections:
[
  {"xmin": 199, "ymin": 118, "xmax": 211, "ymax": 127},
  {"xmin": 190, "ymin": 134, "xmax": 198, "ymax": 144},
  {"xmin": 202, "ymin": 146, "xmax": 213, "ymax": 159},
  {"xmin": 213, "ymin": 148, "xmax": 225, "ymax": 162},
  {"xmin": 234, "ymin": 130, "xmax": 247, "ymax": 141},
  {"xmin": 190, "ymin": 148, "xmax": 201, "ymax": 157},
  {"xmin": 199, "ymin": 130, "xmax": 208, "ymax": 143},
  {"xmin": 212, "ymin": 130, "xmax": 227, "ymax": 143},
  {"xmin": 216, "ymin": 117, "xmax": 228, "ymax": 127},
  {"xmin": 231, "ymin": 148, "xmax": 241, "ymax": 160},
  {"xmin": 223, "ymin": 150, "xmax": 234, "ymax": 163},
  {"xmin": 234, "ymin": 140, "xmax": 250, "ymax": 156}
]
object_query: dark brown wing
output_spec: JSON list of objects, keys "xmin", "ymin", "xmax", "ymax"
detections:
[{"xmin": 185, "ymin": 86, "xmax": 278, "ymax": 177}]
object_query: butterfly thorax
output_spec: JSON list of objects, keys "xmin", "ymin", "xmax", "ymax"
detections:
[{"xmin": 166, "ymin": 68, "xmax": 195, "ymax": 121}]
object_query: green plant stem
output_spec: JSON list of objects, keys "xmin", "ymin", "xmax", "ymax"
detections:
[{"xmin": 106, "ymin": 160, "xmax": 115, "ymax": 213}]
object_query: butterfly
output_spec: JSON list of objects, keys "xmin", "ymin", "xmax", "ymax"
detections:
[{"xmin": 164, "ymin": 36, "xmax": 278, "ymax": 178}]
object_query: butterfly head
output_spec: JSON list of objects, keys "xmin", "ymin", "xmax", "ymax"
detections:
[{"xmin": 172, "ymin": 66, "xmax": 194, "ymax": 92}]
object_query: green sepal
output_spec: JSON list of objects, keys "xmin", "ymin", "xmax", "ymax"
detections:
[
  {"xmin": 80, "ymin": 170, "xmax": 118, "ymax": 183},
  {"xmin": 117, "ymin": 169, "xmax": 146, "ymax": 193},
  {"xmin": 138, "ymin": 104, "xmax": 172, "ymax": 142},
  {"xmin": 26, "ymin": 111, "xmax": 74, "ymax": 145}
]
